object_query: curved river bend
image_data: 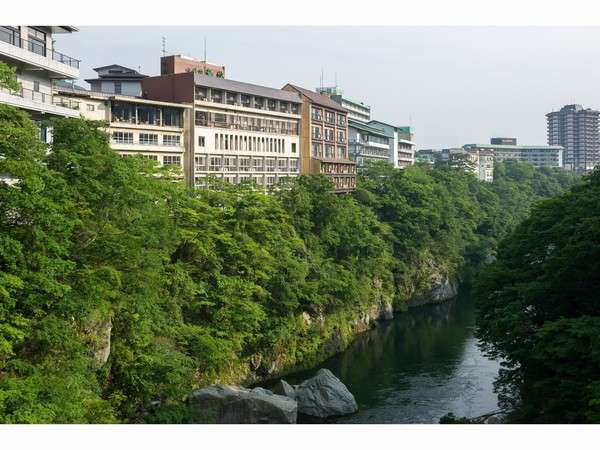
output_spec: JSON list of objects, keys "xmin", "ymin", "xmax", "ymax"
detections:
[{"xmin": 269, "ymin": 287, "xmax": 500, "ymax": 424}]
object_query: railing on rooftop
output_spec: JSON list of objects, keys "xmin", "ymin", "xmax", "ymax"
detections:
[{"xmin": 0, "ymin": 28, "xmax": 80, "ymax": 69}]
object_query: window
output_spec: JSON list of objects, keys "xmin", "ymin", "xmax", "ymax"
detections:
[
  {"xmin": 266, "ymin": 176, "xmax": 276, "ymax": 186},
  {"xmin": 162, "ymin": 107, "xmax": 182, "ymax": 127},
  {"xmin": 195, "ymin": 156, "xmax": 206, "ymax": 171},
  {"xmin": 277, "ymin": 159, "xmax": 287, "ymax": 171},
  {"xmin": 87, "ymin": 104, "xmax": 95, "ymax": 112},
  {"xmin": 111, "ymin": 102, "xmax": 134, "ymax": 123},
  {"xmin": 33, "ymin": 81, "xmax": 40, "ymax": 92},
  {"xmin": 337, "ymin": 130, "xmax": 345, "ymax": 143},
  {"xmin": 252, "ymin": 158, "xmax": 263, "ymax": 171},
  {"xmin": 325, "ymin": 110, "xmax": 334, "ymax": 123},
  {"xmin": 141, "ymin": 154, "xmax": 158, "ymax": 161},
  {"xmin": 209, "ymin": 156, "xmax": 222, "ymax": 171},
  {"xmin": 312, "ymin": 126, "xmax": 322, "ymax": 139},
  {"xmin": 137, "ymin": 105, "xmax": 160, "ymax": 125},
  {"xmin": 325, "ymin": 128, "xmax": 334, "ymax": 141},
  {"xmin": 211, "ymin": 90, "xmax": 223, "ymax": 103},
  {"xmin": 198, "ymin": 136, "xmax": 205, "ymax": 147},
  {"xmin": 163, "ymin": 155, "xmax": 181, "ymax": 166},
  {"xmin": 114, "ymin": 81, "xmax": 122, "ymax": 95},
  {"xmin": 337, "ymin": 146, "xmax": 346, "ymax": 159},
  {"xmin": 112, "ymin": 131, "xmax": 133, "ymax": 144},
  {"xmin": 337, "ymin": 114, "xmax": 346, "ymax": 126},
  {"xmin": 28, "ymin": 27, "xmax": 46, "ymax": 56},
  {"xmin": 195, "ymin": 87, "xmax": 207, "ymax": 101},
  {"xmin": 239, "ymin": 158, "xmax": 251, "ymax": 171},
  {"xmin": 312, "ymin": 143, "xmax": 322, "ymax": 157},
  {"xmin": 290, "ymin": 159, "xmax": 298, "ymax": 172},
  {"xmin": 0, "ymin": 26, "xmax": 20, "ymax": 46},
  {"xmin": 163, "ymin": 135, "xmax": 181, "ymax": 146},
  {"xmin": 311, "ymin": 107, "xmax": 323, "ymax": 121},
  {"xmin": 325, "ymin": 145, "xmax": 334, "ymax": 158},
  {"xmin": 266, "ymin": 158, "xmax": 276, "ymax": 172},
  {"xmin": 223, "ymin": 156, "xmax": 236, "ymax": 171},
  {"xmin": 139, "ymin": 133, "xmax": 158, "ymax": 145},
  {"xmin": 291, "ymin": 143, "xmax": 297, "ymax": 154}
]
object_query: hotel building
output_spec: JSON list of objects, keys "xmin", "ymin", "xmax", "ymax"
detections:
[
  {"xmin": 142, "ymin": 72, "xmax": 302, "ymax": 189},
  {"xmin": 463, "ymin": 142, "xmax": 564, "ymax": 169},
  {"xmin": 282, "ymin": 84, "xmax": 356, "ymax": 192},
  {"xmin": 54, "ymin": 85, "xmax": 190, "ymax": 181},
  {"xmin": 347, "ymin": 119, "xmax": 392, "ymax": 167},
  {"xmin": 0, "ymin": 26, "xmax": 80, "ymax": 129},
  {"xmin": 368, "ymin": 120, "xmax": 416, "ymax": 168}
]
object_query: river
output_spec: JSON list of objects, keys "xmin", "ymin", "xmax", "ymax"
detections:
[{"xmin": 271, "ymin": 286, "xmax": 501, "ymax": 424}]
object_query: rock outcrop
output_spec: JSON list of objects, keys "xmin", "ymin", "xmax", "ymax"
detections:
[
  {"xmin": 295, "ymin": 369, "xmax": 358, "ymax": 417},
  {"xmin": 411, "ymin": 276, "xmax": 458, "ymax": 307},
  {"xmin": 188, "ymin": 385, "xmax": 297, "ymax": 424}
]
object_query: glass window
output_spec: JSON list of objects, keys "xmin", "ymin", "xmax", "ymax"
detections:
[
  {"xmin": 163, "ymin": 107, "xmax": 182, "ymax": 127},
  {"xmin": 163, "ymin": 135, "xmax": 181, "ymax": 146},
  {"xmin": 111, "ymin": 102, "xmax": 134, "ymax": 123},
  {"xmin": 114, "ymin": 82, "xmax": 122, "ymax": 95},
  {"xmin": 137, "ymin": 105, "xmax": 160, "ymax": 126},
  {"xmin": 211, "ymin": 90, "xmax": 223, "ymax": 103},
  {"xmin": 198, "ymin": 136, "xmax": 205, "ymax": 147},
  {"xmin": 112, "ymin": 131, "xmax": 133, "ymax": 144},
  {"xmin": 163, "ymin": 155, "xmax": 181, "ymax": 166},
  {"xmin": 28, "ymin": 27, "xmax": 46, "ymax": 56},
  {"xmin": 139, "ymin": 133, "xmax": 158, "ymax": 145}
]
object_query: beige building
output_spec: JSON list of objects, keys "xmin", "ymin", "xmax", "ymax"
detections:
[
  {"xmin": 0, "ymin": 26, "xmax": 80, "ymax": 131},
  {"xmin": 282, "ymin": 84, "xmax": 356, "ymax": 193},
  {"xmin": 55, "ymin": 85, "xmax": 191, "ymax": 181},
  {"xmin": 141, "ymin": 72, "xmax": 302, "ymax": 189}
]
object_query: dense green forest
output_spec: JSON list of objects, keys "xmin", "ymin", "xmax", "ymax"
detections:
[
  {"xmin": 475, "ymin": 168, "xmax": 600, "ymax": 423},
  {"xmin": 0, "ymin": 86, "xmax": 578, "ymax": 422}
]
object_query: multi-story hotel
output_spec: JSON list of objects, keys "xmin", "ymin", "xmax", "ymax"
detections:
[
  {"xmin": 141, "ymin": 72, "xmax": 303, "ymax": 189},
  {"xmin": 546, "ymin": 104, "xmax": 599, "ymax": 172},
  {"xmin": 347, "ymin": 119, "xmax": 392, "ymax": 167},
  {"xmin": 282, "ymin": 84, "xmax": 356, "ymax": 192},
  {"xmin": 448, "ymin": 147, "xmax": 494, "ymax": 182},
  {"xmin": 316, "ymin": 86, "xmax": 371, "ymax": 123},
  {"xmin": 464, "ymin": 142, "xmax": 564, "ymax": 169},
  {"xmin": 54, "ymin": 84, "xmax": 191, "ymax": 181},
  {"xmin": 368, "ymin": 120, "xmax": 416, "ymax": 168},
  {"xmin": 0, "ymin": 26, "xmax": 80, "ymax": 133}
]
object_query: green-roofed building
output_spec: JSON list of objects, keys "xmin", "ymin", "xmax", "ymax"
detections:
[{"xmin": 348, "ymin": 119, "xmax": 392, "ymax": 167}]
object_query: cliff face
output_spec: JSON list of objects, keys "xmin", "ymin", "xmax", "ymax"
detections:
[{"xmin": 236, "ymin": 263, "xmax": 459, "ymax": 386}]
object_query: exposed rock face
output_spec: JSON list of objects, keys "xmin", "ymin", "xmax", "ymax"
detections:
[
  {"xmin": 411, "ymin": 277, "xmax": 458, "ymax": 307},
  {"xmin": 188, "ymin": 385, "xmax": 297, "ymax": 424},
  {"xmin": 296, "ymin": 369, "xmax": 358, "ymax": 417},
  {"xmin": 272, "ymin": 379, "xmax": 296, "ymax": 400},
  {"xmin": 84, "ymin": 316, "xmax": 112, "ymax": 368}
]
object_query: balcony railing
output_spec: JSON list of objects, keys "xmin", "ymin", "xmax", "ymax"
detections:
[
  {"xmin": 0, "ymin": 29, "xmax": 80, "ymax": 69},
  {"xmin": 1, "ymin": 85, "xmax": 51, "ymax": 104},
  {"xmin": 195, "ymin": 119, "xmax": 299, "ymax": 136},
  {"xmin": 111, "ymin": 138, "xmax": 182, "ymax": 147}
]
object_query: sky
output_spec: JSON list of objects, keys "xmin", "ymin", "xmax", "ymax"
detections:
[{"xmin": 54, "ymin": 26, "xmax": 600, "ymax": 149}]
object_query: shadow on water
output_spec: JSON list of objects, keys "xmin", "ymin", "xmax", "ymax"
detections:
[{"xmin": 267, "ymin": 286, "xmax": 500, "ymax": 424}]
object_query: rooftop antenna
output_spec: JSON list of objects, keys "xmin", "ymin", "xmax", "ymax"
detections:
[
  {"xmin": 335, "ymin": 71, "xmax": 338, "ymax": 88},
  {"xmin": 161, "ymin": 36, "xmax": 166, "ymax": 57},
  {"xmin": 320, "ymin": 68, "xmax": 324, "ymax": 90},
  {"xmin": 203, "ymin": 36, "xmax": 207, "ymax": 62}
]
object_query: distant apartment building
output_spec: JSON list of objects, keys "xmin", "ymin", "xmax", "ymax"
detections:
[
  {"xmin": 368, "ymin": 120, "xmax": 415, "ymax": 168},
  {"xmin": 347, "ymin": 119, "xmax": 391, "ymax": 167},
  {"xmin": 142, "ymin": 72, "xmax": 302, "ymax": 189},
  {"xmin": 316, "ymin": 86, "xmax": 371, "ymax": 123},
  {"xmin": 490, "ymin": 137, "xmax": 517, "ymax": 145},
  {"xmin": 86, "ymin": 64, "xmax": 148, "ymax": 96},
  {"xmin": 54, "ymin": 84, "xmax": 191, "ymax": 181},
  {"xmin": 160, "ymin": 54, "xmax": 225, "ymax": 78},
  {"xmin": 463, "ymin": 142, "xmax": 563, "ymax": 169},
  {"xmin": 449, "ymin": 148, "xmax": 494, "ymax": 182},
  {"xmin": 282, "ymin": 83, "xmax": 356, "ymax": 193},
  {"xmin": 546, "ymin": 104, "xmax": 600, "ymax": 172},
  {"xmin": 0, "ymin": 26, "xmax": 80, "ymax": 126}
]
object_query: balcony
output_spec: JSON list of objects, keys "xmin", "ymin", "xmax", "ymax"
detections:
[
  {"xmin": 0, "ymin": 85, "xmax": 79, "ymax": 118},
  {"xmin": 0, "ymin": 29, "xmax": 80, "ymax": 79}
]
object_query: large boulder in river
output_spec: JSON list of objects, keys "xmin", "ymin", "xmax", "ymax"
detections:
[
  {"xmin": 272, "ymin": 379, "xmax": 296, "ymax": 400},
  {"xmin": 296, "ymin": 369, "xmax": 358, "ymax": 417},
  {"xmin": 188, "ymin": 385, "xmax": 297, "ymax": 424}
]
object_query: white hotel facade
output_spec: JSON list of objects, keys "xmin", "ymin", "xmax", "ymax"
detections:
[{"xmin": 141, "ymin": 72, "xmax": 302, "ymax": 189}]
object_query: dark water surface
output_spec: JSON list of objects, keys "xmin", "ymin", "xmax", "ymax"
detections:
[{"xmin": 272, "ymin": 288, "xmax": 500, "ymax": 424}]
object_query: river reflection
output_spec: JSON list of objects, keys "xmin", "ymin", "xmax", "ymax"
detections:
[{"xmin": 275, "ymin": 287, "xmax": 500, "ymax": 424}]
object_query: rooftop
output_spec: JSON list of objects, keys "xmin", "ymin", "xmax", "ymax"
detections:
[
  {"xmin": 348, "ymin": 119, "xmax": 391, "ymax": 138},
  {"xmin": 55, "ymin": 84, "xmax": 191, "ymax": 108},
  {"xmin": 194, "ymin": 74, "xmax": 302, "ymax": 103},
  {"xmin": 284, "ymin": 84, "xmax": 348, "ymax": 112}
]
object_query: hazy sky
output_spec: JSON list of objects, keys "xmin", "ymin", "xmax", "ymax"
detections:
[{"xmin": 54, "ymin": 27, "xmax": 600, "ymax": 149}]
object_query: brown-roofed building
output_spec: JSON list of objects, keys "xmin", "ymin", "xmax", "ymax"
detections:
[
  {"xmin": 142, "ymin": 72, "xmax": 303, "ymax": 189},
  {"xmin": 282, "ymin": 84, "xmax": 356, "ymax": 193},
  {"xmin": 160, "ymin": 54, "xmax": 225, "ymax": 78}
]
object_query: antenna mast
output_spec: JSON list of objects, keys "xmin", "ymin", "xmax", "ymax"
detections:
[
  {"xmin": 204, "ymin": 36, "xmax": 207, "ymax": 62},
  {"xmin": 161, "ymin": 36, "xmax": 166, "ymax": 57}
]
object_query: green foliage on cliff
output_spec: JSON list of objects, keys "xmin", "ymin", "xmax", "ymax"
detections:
[
  {"xmin": 475, "ymin": 169, "xmax": 600, "ymax": 423},
  {"xmin": 0, "ymin": 104, "xmax": 576, "ymax": 423}
]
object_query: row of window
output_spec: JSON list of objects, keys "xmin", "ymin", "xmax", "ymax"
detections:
[
  {"xmin": 111, "ymin": 102, "xmax": 183, "ymax": 128},
  {"xmin": 311, "ymin": 143, "xmax": 347, "ymax": 159},
  {"xmin": 311, "ymin": 106, "xmax": 346, "ymax": 127},
  {"xmin": 210, "ymin": 132, "xmax": 297, "ymax": 154},
  {"xmin": 312, "ymin": 126, "xmax": 346, "ymax": 143},
  {"xmin": 320, "ymin": 161, "xmax": 357, "ymax": 175},
  {"xmin": 121, "ymin": 153, "xmax": 182, "ymax": 166},
  {"xmin": 194, "ymin": 155, "xmax": 299, "ymax": 173},
  {"xmin": 195, "ymin": 173, "xmax": 297, "ymax": 188},
  {"xmin": 195, "ymin": 87, "xmax": 301, "ymax": 114},
  {"xmin": 112, "ymin": 131, "xmax": 182, "ymax": 147},
  {"xmin": 195, "ymin": 111, "xmax": 299, "ymax": 135}
]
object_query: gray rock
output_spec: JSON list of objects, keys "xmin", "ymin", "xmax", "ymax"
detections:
[
  {"xmin": 189, "ymin": 385, "xmax": 297, "ymax": 424},
  {"xmin": 296, "ymin": 369, "xmax": 358, "ymax": 417},
  {"xmin": 272, "ymin": 379, "xmax": 296, "ymax": 400}
]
